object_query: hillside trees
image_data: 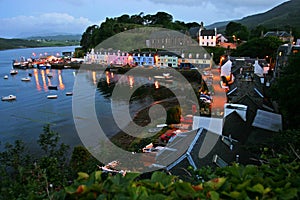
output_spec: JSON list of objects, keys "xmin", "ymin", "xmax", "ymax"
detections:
[
  {"xmin": 79, "ymin": 12, "xmax": 193, "ymax": 52},
  {"xmin": 225, "ymin": 22, "xmax": 249, "ymax": 42},
  {"xmin": 271, "ymin": 51, "xmax": 300, "ymax": 129},
  {"xmin": 231, "ymin": 36, "xmax": 283, "ymax": 59}
]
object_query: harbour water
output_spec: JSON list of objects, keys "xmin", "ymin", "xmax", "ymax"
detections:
[
  {"xmin": 0, "ymin": 46, "xmax": 131, "ymax": 154},
  {"xmin": 0, "ymin": 46, "xmax": 201, "ymax": 157}
]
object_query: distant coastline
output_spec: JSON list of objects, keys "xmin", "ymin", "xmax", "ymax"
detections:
[{"xmin": 0, "ymin": 37, "xmax": 80, "ymax": 51}]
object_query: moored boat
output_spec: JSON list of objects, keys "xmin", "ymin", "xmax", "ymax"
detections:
[
  {"xmin": 1, "ymin": 95, "xmax": 16, "ymax": 101},
  {"xmin": 46, "ymin": 72, "xmax": 53, "ymax": 78},
  {"xmin": 65, "ymin": 92, "xmax": 73, "ymax": 96},
  {"xmin": 47, "ymin": 94, "xmax": 58, "ymax": 99},
  {"xmin": 21, "ymin": 77, "xmax": 31, "ymax": 81},
  {"xmin": 10, "ymin": 69, "xmax": 18, "ymax": 75},
  {"xmin": 48, "ymin": 85, "xmax": 58, "ymax": 90},
  {"xmin": 4, "ymin": 75, "xmax": 8, "ymax": 79},
  {"xmin": 38, "ymin": 63, "xmax": 51, "ymax": 70}
]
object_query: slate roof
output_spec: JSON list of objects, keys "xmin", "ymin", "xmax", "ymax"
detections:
[
  {"xmin": 200, "ymin": 29, "xmax": 216, "ymax": 36},
  {"xmin": 147, "ymin": 57, "xmax": 280, "ymax": 178},
  {"xmin": 264, "ymin": 31, "xmax": 292, "ymax": 38}
]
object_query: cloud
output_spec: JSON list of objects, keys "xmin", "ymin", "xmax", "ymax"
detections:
[{"xmin": 0, "ymin": 13, "xmax": 94, "ymax": 38}]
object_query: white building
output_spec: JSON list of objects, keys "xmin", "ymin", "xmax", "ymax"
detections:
[{"xmin": 199, "ymin": 27, "xmax": 217, "ymax": 47}]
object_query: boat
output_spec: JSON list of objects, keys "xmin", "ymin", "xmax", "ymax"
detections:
[
  {"xmin": 47, "ymin": 95, "xmax": 58, "ymax": 99},
  {"xmin": 21, "ymin": 77, "xmax": 31, "ymax": 81},
  {"xmin": 38, "ymin": 63, "xmax": 51, "ymax": 70},
  {"xmin": 46, "ymin": 72, "xmax": 53, "ymax": 78},
  {"xmin": 4, "ymin": 75, "xmax": 8, "ymax": 79},
  {"xmin": 10, "ymin": 69, "xmax": 18, "ymax": 75},
  {"xmin": 65, "ymin": 92, "xmax": 73, "ymax": 96},
  {"xmin": 48, "ymin": 85, "xmax": 58, "ymax": 90},
  {"xmin": 1, "ymin": 95, "xmax": 16, "ymax": 101}
]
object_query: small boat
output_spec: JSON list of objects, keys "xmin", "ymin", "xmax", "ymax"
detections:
[
  {"xmin": 47, "ymin": 95, "xmax": 58, "ymax": 99},
  {"xmin": 38, "ymin": 63, "xmax": 51, "ymax": 70},
  {"xmin": 65, "ymin": 92, "xmax": 73, "ymax": 96},
  {"xmin": 10, "ymin": 69, "xmax": 18, "ymax": 75},
  {"xmin": 21, "ymin": 77, "xmax": 31, "ymax": 81},
  {"xmin": 4, "ymin": 75, "xmax": 8, "ymax": 79},
  {"xmin": 1, "ymin": 94, "xmax": 16, "ymax": 101},
  {"xmin": 46, "ymin": 72, "xmax": 53, "ymax": 78},
  {"xmin": 28, "ymin": 73, "xmax": 32, "ymax": 77},
  {"xmin": 48, "ymin": 85, "xmax": 58, "ymax": 90}
]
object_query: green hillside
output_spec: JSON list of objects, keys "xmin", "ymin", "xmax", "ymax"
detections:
[
  {"xmin": 238, "ymin": 0, "xmax": 300, "ymax": 30},
  {"xmin": 208, "ymin": 0, "xmax": 300, "ymax": 36},
  {"xmin": 0, "ymin": 37, "xmax": 80, "ymax": 51},
  {"xmin": 26, "ymin": 34, "xmax": 81, "ymax": 42},
  {"xmin": 0, "ymin": 38, "xmax": 42, "ymax": 50}
]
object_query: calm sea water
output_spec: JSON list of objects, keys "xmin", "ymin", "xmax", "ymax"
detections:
[
  {"xmin": 0, "ymin": 47, "xmax": 80, "ymax": 152},
  {"xmin": 0, "ymin": 46, "xmax": 130, "ymax": 154},
  {"xmin": 0, "ymin": 46, "xmax": 198, "ymax": 157}
]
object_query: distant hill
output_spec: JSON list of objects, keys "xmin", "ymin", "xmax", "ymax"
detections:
[
  {"xmin": 0, "ymin": 37, "xmax": 80, "ymax": 51},
  {"xmin": 26, "ymin": 34, "xmax": 82, "ymax": 42},
  {"xmin": 208, "ymin": 0, "xmax": 300, "ymax": 34},
  {"xmin": 0, "ymin": 38, "xmax": 42, "ymax": 50}
]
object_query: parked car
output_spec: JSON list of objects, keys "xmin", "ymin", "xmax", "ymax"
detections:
[{"xmin": 160, "ymin": 129, "xmax": 177, "ymax": 143}]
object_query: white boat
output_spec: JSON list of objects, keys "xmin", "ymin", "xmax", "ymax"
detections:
[
  {"xmin": 46, "ymin": 72, "xmax": 53, "ymax": 78},
  {"xmin": 65, "ymin": 92, "xmax": 73, "ymax": 96},
  {"xmin": 4, "ymin": 75, "xmax": 8, "ymax": 79},
  {"xmin": 47, "ymin": 95, "xmax": 58, "ymax": 99},
  {"xmin": 21, "ymin": 77, "xmax": 31, "ymax": 81},
  {"xmin": 1, "ymin": 95, "xmax": 16, "ymax": 101},
  {"xmin": 10, "ymin": 69, "xmax": 18, "ymax": 75}
]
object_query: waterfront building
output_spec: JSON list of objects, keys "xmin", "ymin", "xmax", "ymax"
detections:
[
  {"xmin": 133, "ymin": 53, "xmax": 154, "ymax": 66},
  {"xmin": 156, "ymin": 55, "xmax": 178, "ymax": 68},
  {"xmin": 178, "ymin": 52, "xmax": 213, "ymax": 69}
]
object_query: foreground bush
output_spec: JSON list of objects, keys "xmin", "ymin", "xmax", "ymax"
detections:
[{"xmin": 56, "ymin": 159, "xmax": 300, "ymax": 200}]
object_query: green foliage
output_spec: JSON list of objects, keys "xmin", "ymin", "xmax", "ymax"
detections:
[
  {"xmin": 80, "ymin": 12, "xmax": 195, "ymax": 52},
  {"xmin": 0, "ymin": 37, "xmax": 79, "ymax": 50},
  {"xmin": 0, "ymin": 125, "xmax": 71, "ymax": 199},
  {"xmin": 237, "ymin": 0, "xmax": 300, "ymax": 34},
  {"xmin": 166, "ymin": 106, "xmax": 182, "ymax": 125},
  {"xmin": 70, "ymin": 146, "xmax": 101, "ymax": 175},
  {"xmin": 205, "ymin": 47, "xmax": 227, "ymax": 64},
  {"xmin": 232, "ymin": 36, "xmax": 283, "ymax": 59},
  {"xmin": 249, "ymin": 25, "xmax": 268, "ymax": 39},
  {"xmin": 271, "ymin": 51, "xmax": 300, "ymax": 129},
  {"xmin": 225, "ymin": 22, "xmax": 249, "ymax": 42},
  {"xmin": 58, "ymin": 159, "xmax": 300, "ymax": 199}
]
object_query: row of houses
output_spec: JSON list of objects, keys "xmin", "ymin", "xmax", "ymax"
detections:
[{"xmin": 84, "ymin": 49, "xmax": 214, "ymax": 68}]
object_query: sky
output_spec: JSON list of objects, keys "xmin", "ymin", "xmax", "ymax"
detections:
[{"xmin": 0, "ymin": 0, "xmax": 288, "ymax": 38}]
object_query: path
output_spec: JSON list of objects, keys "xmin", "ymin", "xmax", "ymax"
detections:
[{"xmin": 200, "ymin": 67, "xmax": 227, "ymax": 118}]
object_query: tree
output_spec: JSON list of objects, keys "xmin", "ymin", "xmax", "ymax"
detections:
[
  {"xmin": 271, "ymin": 51, "xmax": 300, "ymax": 129},
  {"xmin": 225, "ymin": 21, "xmax": 249, "ymax": 42},
  {"xmin": 166, "ymin": 106, "xmax": 181, "ymax": 125},
  {"xmin": 152, "ymin": 12, "xmax": 173, "ymax": 28},
  {"xmin": 80, "ymin": 25, "xmax": 99, "ymax": 51},
  {"xmin": 249, "ymin": 25, "xmax": 268, "ymax": 39},
  {"xmin": 232, "ymin": 36, "xmax": 283, "ymax": 59},
  {"xmin": 117, "ymin": 14, "xmax": 131, "ymax": 23}
]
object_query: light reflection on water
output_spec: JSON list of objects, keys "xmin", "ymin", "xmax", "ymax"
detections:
[
  {"xmin": 0, "ymin": 47, "xmax": 194, "ymax": 156},
  {"xmin": 0, "ymin": 63, "xmax": 170, "ymax": 155}
]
